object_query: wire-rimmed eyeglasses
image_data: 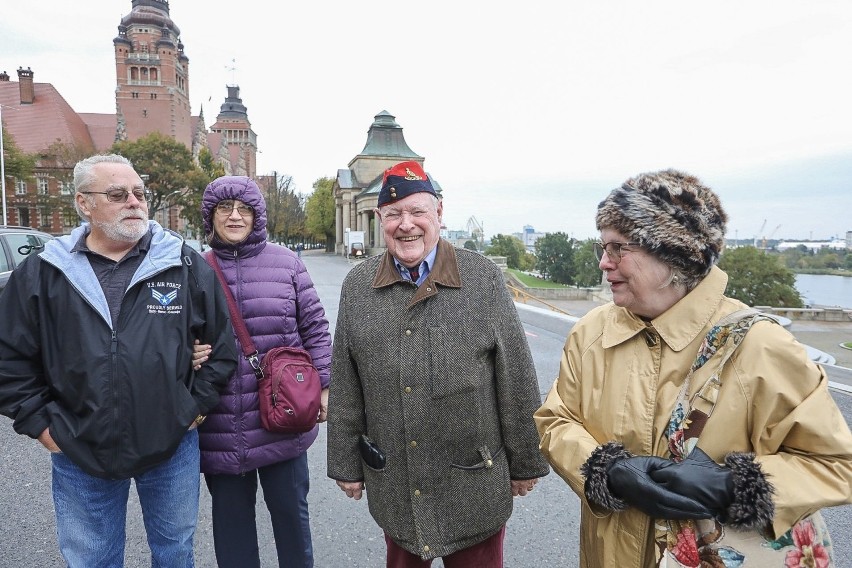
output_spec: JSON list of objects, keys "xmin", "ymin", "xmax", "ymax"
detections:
[
  {"xmin": 80, "ymin": 188, "xmax": 152, "ymax": 203},
  {"xmin": 593, "ymin": 241, "xmax": 641, "ymax": 264},
  {"xmin": 215, "ymin": 200, "xmax": 255, "ymax": 217}
]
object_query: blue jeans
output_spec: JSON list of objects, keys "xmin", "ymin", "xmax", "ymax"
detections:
[
  {"xmin": 51, "ymin": 429, "xmax": 200, "ymax": 568},
  {"xmin": 205, "ymin": 451, "xmax": 313, "ymax": 568}
]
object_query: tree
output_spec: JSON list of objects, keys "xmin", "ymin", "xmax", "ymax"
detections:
[
  {"xmin": 535, "ymin": 232, "xmax": 574, "ymax": 284},
  {"xmin": 573, "ymin": 239, "xmax": 602, "ymax": 287},
  {"xmin": 2, "ymin": 126, "xmax": 36, "ymax": 181},
  {"xmin": 486, "ymin": 234, "xmax": 533, "ymax": 270},
  {"xmin": 718, "ymin": 246, "xmax": 803, "ymax": 307},
  {"xmin": 111, "ymin": 132, "xmax": 203, "ymax": 222},
  {"xmin": 263, "ymin": 173, "xmax": 305, "ymax": 244},
  {"xmin": 39, "ymin": 140, "xmax": 98, "ymax": 227},
  {"xmin": 305, "ymin": 177, "xmax": 335, "ymax": 251},
  {"xmin": 197, "ymin": 146, "xmax": 225, "ymax": 181},
  {"xmin": 463, "ymin": 240, "xmax": 479, "ymax": 251}
]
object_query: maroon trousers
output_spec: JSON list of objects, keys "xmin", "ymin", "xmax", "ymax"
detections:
[{"xmin": 385, "ymin": 525, "xmax": 506, "ymax": 568}]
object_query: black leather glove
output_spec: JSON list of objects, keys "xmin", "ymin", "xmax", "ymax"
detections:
[
  {"xmin": 607, "ymin": 456, "xmax": 714, "ymax": 520},
  {"xmin": 649, "ymin": 447, "xmax": 733, "ymax": 520},
  {"xmin": 581, "ymin": 442, "xmax": 713, "ymax": 520},
  {"xmin": 358, "ymin": 434, "xmax": 386, "ymax": 470}
]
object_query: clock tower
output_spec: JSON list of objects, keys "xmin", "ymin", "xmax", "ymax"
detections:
[{"xmin": 113, "ymin": 0, "xmax": 192, "ymax": 146}]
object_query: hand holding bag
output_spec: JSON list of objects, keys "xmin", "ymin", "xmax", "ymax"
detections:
[{"xmin": 205, "ymin": 252, "xmax": 321, "ymax": 434}]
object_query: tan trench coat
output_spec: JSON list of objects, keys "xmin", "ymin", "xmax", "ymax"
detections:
[{"xmin": 535, "ymin": 267, "xmax": 852, "ymax": 568}]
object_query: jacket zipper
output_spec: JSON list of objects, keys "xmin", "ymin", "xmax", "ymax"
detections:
[
  {"xmin": 110, "ymin": 330, "xmax": 120, "ymax": 473},
  {"xmin": 233, "ymin": 249, "xmax": 248, "ymax": 475}
]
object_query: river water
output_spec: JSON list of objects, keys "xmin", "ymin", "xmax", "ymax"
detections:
[{"xmin": 795, "ymin": 273, "xmax": 852, "ymax": 309}]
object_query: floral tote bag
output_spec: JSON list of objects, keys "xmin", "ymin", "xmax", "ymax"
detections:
[{"xmin": 655, "ymin": 310, "xmax": 835, "ymax": 568}]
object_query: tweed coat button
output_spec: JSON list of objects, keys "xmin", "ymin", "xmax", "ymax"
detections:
[
  {"xmin": 404, "ymin": 386, "xmax": 412, "ymax": 393},
  {"xmin": 414, "ymin": 489, "xmax": 421, "ymax": 496},
  {"xmin": 410, "ymin": 440, "xmax": 417, "ymax": 447},
  {"xmin": 405, "ymin": 329, "xmax": 412, "ymax": 336},
  {"xmin": 423, "ymin": 545, "xmax": 430, "ymax": 553},
  {"xmin": 486, "ymin": 459, "xmax": 493, "ymax": 468},
  {"xmin": 426, "ymin": 287, "xmax": 432, "ymax": 292}
]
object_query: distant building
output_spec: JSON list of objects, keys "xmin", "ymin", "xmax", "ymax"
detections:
[
  {"xmin": 776, "ymin": 238, "xmax": 848, "ymax": 252},
  {"xmin": 513, "ymin": 224, "xmax": 545, "ymax": 253},
  {"xmin": 1, "ymin": 0, "xmax": 258, "ymax": 234}
]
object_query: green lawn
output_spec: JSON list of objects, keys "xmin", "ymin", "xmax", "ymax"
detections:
[
  {"xmin": 507, "ymin": 269, "xmax": 569, "ymax": 289},
  {"xmin": 841, "ymin": 342, "xmax": 852, "ymax": 350}
]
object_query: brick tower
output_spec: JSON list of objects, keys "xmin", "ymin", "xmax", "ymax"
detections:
[
  {"xmin": 113, "ymin": 0, "xmax": 192, "ymax": 146},
  {"xmin": 209, "ymin": 85, "xmax": 257, "ymax": 178}
]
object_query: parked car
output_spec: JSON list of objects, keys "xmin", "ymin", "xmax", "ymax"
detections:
[{"xmin": 0, "ymin": 226, "xmax": 54, "ymax": 293}]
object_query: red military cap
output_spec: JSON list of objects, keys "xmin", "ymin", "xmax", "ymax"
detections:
[{"xmin": 377, "ymin": 161, "xmax": 436, "ymax": 207}]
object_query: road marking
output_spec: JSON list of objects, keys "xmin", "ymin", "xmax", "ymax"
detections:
[{"xmin": 829, "ymin": 381, "xmax": 852, "ymax": 394}]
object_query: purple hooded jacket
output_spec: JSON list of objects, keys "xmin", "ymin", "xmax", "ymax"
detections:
[{"xmin": 198, "ymin": 176, "xmax": 332, "ymax": 475}]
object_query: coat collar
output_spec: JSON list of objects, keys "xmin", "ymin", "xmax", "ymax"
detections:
[
  {"xmin": 373, "ymin": 239, "xmax": 461, "ymax": 307},
  {"xmin": 602, "ymin": 266, "xmax": 729, "ymax": 352}
]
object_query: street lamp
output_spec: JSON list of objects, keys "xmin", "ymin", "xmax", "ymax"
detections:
[
  {"xmin": 2, "ymin": 102, "xmax": 24, "ymax": 226},
  {"xmin": 151, "ymin": 189, "xmax": 186, "ymax": 231},
  {"xmin": 1, "ymin": 103, "xmax": 8, "ymax": 225}
]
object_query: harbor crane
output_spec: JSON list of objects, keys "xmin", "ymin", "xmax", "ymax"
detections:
[
  {"xmin": 762, "ymin": 224, "xmax": 782, "ymax": 250},
  {"xmin": 753, "ymin": 219, "xmax": 767, "ymax": 248},
  {"xmin": 466, "ymin": 216, "xmax": 484, "ymax": 252}
]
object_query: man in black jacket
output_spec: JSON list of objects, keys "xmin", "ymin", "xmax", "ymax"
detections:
[{"xmin": 0, "ymin": 154, "xmax": 237, "ymax": 567}]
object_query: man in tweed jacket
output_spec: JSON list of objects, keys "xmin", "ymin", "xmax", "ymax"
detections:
[{"xmin": 327, "ymin": 161, "xmax": 549, "ymax": 567}]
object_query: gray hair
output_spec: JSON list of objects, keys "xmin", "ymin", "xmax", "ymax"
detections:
[{"xmin": 73, "ymin": 154, "xmax": 134, "ymax": 220}]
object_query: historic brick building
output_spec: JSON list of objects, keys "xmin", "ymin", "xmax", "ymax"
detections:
[{"xmin": 1, "ymin": 0, "xmax": 258, "ymax": 234}]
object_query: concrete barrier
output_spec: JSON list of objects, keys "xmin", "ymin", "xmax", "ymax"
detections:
[{"xmin": 755, "ymin": 306, "xmax": 852, "ymax": 322}]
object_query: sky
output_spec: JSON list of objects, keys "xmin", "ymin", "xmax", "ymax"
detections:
[{"xmin": 3, "ymin": 0, "xmax": 851, "ymax": 241}]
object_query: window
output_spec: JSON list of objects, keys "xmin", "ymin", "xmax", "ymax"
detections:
[
  {"xmin": 16, "ymin": 207, "xmax": 29, "ymax": 226},
  {"xmin": 39, "ymin": 209, "xmax": 51, "ymax": 228},
  {"xmin": 14, "ymin": 178, "xmax": 26, "ymax": 195},
  {"xmin": 37, "ymin": 177, "xmax": 49, "ymax": 195},
  {"xmin": 62, "ymin": 210, "xmax": 78, "ymax": 228},
  {"xmin": 59, "ymin": 180, "xmax": 73, "ymax": 195}
]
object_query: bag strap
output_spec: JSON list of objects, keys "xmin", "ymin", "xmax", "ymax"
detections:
[
  {"xmin": 671, "ymin": 308, "xmax": 772, "ymax": 450},
  {"xmin": 204, "ymin": 251, "xmax": 263, "ymax": 379}
]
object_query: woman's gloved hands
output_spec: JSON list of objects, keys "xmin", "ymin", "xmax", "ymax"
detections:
[
  {"xmin": 581, "ymin": 442, "xmax": 712, "ymax": 520},
  {"xmin": 581, "ymin": 442, "xmax": 775, "ymax": 528},
  {"xmin": 649, "ymin": 447, "xmax": 734, "ymax": 520},
  {"xmin": 608, "ymin": 455, "xmax": 714, "ymax": 520}
]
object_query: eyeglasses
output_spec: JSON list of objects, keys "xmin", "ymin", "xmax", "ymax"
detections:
[
  {"xmin": 215, "ymin": 200, "xmax": 254, "ymax": 217},
  {"xmin": 594, "ymin": 241, "xmax": 641, "ymax": 264},
  {"xmin": 80, "ymin": 188, "xmax": 152, "ymax": 203}
]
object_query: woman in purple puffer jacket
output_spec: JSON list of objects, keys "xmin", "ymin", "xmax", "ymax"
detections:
[{"xmin": 193, "ymin": 175, "xmax": 331, "ymax": 568}]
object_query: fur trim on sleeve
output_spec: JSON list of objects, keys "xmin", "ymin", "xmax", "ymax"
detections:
[
  {"xmin": 724, "ymin": 452, "xmax": 776, "ymax": 529},
  {"xmin": 580, "ymin": 441, "xmax": 633, "ymax": 512}
]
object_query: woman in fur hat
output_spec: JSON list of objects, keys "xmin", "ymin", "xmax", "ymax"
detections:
[{"xmin": 535, "ymin": 169, "xmax": 852, "ymax": 567}]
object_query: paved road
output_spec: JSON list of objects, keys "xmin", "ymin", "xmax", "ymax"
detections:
[{"xmin": 0, "ymin": 251, "xmax": 849, "ymax": 567}]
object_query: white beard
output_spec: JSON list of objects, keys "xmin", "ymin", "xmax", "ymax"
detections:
[{"xmin": 92, "ymin": 209, "xmax": 149, "ymax": 243}]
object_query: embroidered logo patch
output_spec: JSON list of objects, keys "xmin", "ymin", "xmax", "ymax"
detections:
[
  {"xmin": 146, "ymin": 282, "xmax": 184, "ymax": 315},
  {"xmin": 152, "ymin": 289, "xmax": 178, "ymax": 306}
]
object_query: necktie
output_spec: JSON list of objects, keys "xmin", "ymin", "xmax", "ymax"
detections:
[{"xmin": 409, "ymin": 267, "xmax": 419, "ymax": 283}]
